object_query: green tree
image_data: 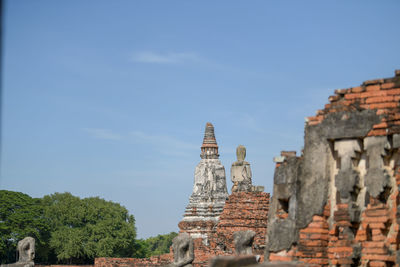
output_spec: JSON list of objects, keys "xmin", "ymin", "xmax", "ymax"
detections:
[
  {"xmin": 42, "ymin": 192, "xmax": 137, "ymax": 264},
  {"xmin": 143, "ymin": 232, "xmax": 178, "ymax": 257},
  {"xmin": 0, "ymin": 190, "xmax": 51, "ymax": 264},
  {"xmin": 132, "ymin": 239, "xmax": 150, "ymax": 258}
]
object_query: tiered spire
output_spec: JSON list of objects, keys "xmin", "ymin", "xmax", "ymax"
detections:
[{"xmin": 200, "ymin": 122, "xmax": 219, "ymax": 159}]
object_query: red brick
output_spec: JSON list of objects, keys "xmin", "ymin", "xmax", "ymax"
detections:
[
  {"xmin": 368, "ymin": 223, "xmax": 386, "ymax": 229},
  {"xmin": 360, "ymin": 90, "xmax": 388, "ymax": 98},
  {"xmin": 368, "ymin": 129, "xmax": 388, "ymax": 136},
  {"xmin": 366, "ymin": 84, "xmax": 381, "ymax": 91},
  {"xmin": 362, "ymin": 247, "xmax": 388, "ymax": 254},
  {"xmin": 309, "ymin": 233, "xmax": 329, "ymax": 240},
  {"xmin": 300, "ymin": 227, "xmax": 329, "ymax": 234},
  {"xmin": 363, "ymin": 254, "xmax": 396, "ymax": 261},
  {"xmin": 381, "ymin": 82, "xmax": 395, "ymax": 89},
  {"xmin": 327, "ymin": 246, "xmax": 352, "ymax": 253},
  {"xmin": 368, "ymin": 261, "xmax": 387, "ymax": 267},
  {"xmin": 363, "ymin": 216, "xmax": 389, "ymax": 223},
  {"xmin": 351, "ymin": 86, "xmax": 364, "ymax": 93},
  {"xmin": 269, "ymin": 254, "xmax": 293, "ymax": 262},
  {"xmin": 344, "ymin": 93, "xmax": 361, "ymax": 100},
  {"xmin": 385, "ymin": 88, "xmax": 400, "ymax": 95},
  {"xmin": 373, "ymin": 122, "xmax": 389, "ymax": 129},
  {"xmin": 369, "ymin": 102, "xmax": 398, "ymax": 109},
  {"xmin": 366, "ymin": 96, "xmax": 395, "ymax": 104},
  {"xmin": 364, "ymin": 79, "xmax": 384, "ymax": 85},
  {"xmin": 303, "ymin": 258, "xmax": 329, "ymax": 265}
]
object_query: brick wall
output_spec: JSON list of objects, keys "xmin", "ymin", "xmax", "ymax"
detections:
[
  {"xmin": 214, "ymin": 192, "xmax": 270, "ymax": 257},
  {"xmin": 94, "ymin": 254, "xmax": 172, "ymax": 267},
  {"xmin": 178, "ymin": 191, "xmax": 270, "ymax": 266},
  {"xmin": 308, "ymin": 70, "xmax": 400, "ymax": 134},
  {"xmin": 266, "ymin": 70, "xmax": 400, "ymax": 266}
]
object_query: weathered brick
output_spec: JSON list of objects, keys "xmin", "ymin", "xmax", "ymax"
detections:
[
  {"xmin": 351, "ymin": 86, "xmax": 364, "ymax": 93},
  {"xmin": 381, "ymin": 82, "xmax": 395, "ymax": 89},
  {"xmin": 364, "ymin": 79, "xmax": 384, "ymax": 85},
  {"xmin": 366, "ymin": 96, "xmax": 395, "ymax": 104},
  {"xmin": 362, "ymin": 247, "xmax": 388, "ymax": 254},
  {"xmin": 366, "ymin": 84, "xmax": 381, "ymax": 91},
  {"xmin": 368, "ymin": 261, "xmax": 387, "ymax": 267},
  {"xmin": 385, "ymin": 88, "xmax": 400, "ymax": 95},
  {"xmin": 344, "ymin": 93, "xmax": 361, "ymax": 100},
  {"xmin": 360, "ymin": 90, "xmax": 388, "ymax": 98}
]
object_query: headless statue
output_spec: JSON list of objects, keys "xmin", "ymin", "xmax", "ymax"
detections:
[
  {"xmin": 1, "ymin": 237, "xmax": 35, "ymax": 267},
  {"xmin": 168, "ymin": 233, "xmax": 194, "ymax": 267},
  {"xmin": 233, "ymin": 230, "xmax": 256, "ymax": 255},
  {"xmin": 231, "ymin": 145, "xmax": 252, "ymax": 192}
]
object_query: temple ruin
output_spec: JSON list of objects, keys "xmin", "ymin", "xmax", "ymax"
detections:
[{"xmin": 96, "ymin": 70, "xmax": 400, "ymax": 266}]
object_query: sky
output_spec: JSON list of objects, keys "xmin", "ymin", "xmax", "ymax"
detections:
[{"xmin": 1, "ymin": 1, "xmax": 400, "ymax": 239}]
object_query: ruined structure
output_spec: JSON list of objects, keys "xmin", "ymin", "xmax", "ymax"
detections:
[
  {"xmin": 265, "ymin": 70, "xmax": 400, "ymax": 266},
  {"xmin": 178, "ymin": 125, "xmax": 270, "ymax": 266},
  {"xmin": 233, "ymin": 230, "xmax": 256, "ymax": 256},
  {"xmin": 1, "ymin": 237, "xmax": 35, "ymax": 267},
  {"xmin": 95, "ymin": 71, "xmax": 400, "ymax": 267},
  {"xmin": 179, "ymin": 122, "xmax": 229, "ymax": 241}
]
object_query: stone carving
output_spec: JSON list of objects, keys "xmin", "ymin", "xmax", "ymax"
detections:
[
  {"xmin": 333, "ymin": 139, "xmax": 362, "ymax": 200},
  {"xmin": 1, "ymin": 237, "xmax": 35, "ymax": 267},
  {"xmin": 364, "ymin": 136, "xmax": 391, "ymax": 198},
  {"xmin": 182, "ymin": 123, "xmax": 228, "ymax": 239},
  {"xmin": 231, "ymin": 145, "xmax": 252, "ymax": 192},
  {"xmin": 169, "ymin": 233, "xmax": 194, "ymax": 267},
  {"xmin": 233, "ymin": 230, "xmax": 256, "ymax": 255}
]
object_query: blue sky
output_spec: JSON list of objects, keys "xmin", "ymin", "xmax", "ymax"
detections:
[{"xmin": 1, "ymin": 1, "xmax": 400, "ymax": 238}]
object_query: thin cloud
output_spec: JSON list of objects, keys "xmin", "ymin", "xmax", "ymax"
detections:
[
  {"xmin": 130, "ymin": 131, "xmax": 198, "ymax": 151},
  {"xmin": 131, "ymin": 51, "xmax": 201, "ymax": 64},
  {"xmin": 83, "ymin": 128, "xmax": 122, "ymax": 140}
]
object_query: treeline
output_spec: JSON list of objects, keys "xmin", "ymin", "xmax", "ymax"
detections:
[{"xmin": 0, "ymin": 190, "xmax": 177, "ymax": 264}]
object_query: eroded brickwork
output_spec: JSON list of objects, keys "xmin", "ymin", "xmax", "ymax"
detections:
[
  {"xmin": 266, "ymin": 70, "xmax": 400, "ymax": 267},
  {"xmin": 94, "ymin": 255, "xmax": 172, "ymax": 267},
  {"xmin": 214, "ymin": 192, "xmax": 270, "ymax": 257},
  {"xmin": 179, "ymin": 191, "xmax": 270, "ymax": 266},
  {"xmin": 93, "ymin": 71, "xmax": 400, "ymax": 267}
]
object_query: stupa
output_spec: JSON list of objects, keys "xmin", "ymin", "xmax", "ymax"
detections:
[{"xmin": 179, "ymin": 122, "xmax": 228, "ymax": 240}]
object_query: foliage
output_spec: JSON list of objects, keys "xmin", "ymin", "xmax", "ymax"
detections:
[
  {"xmin": 0, "ymin": 190, "xmax": 51, "ymax": 264},
  {"xmin": 42, "ymin": 192, "xmax": 137, "ymax": 263},
  {"xmin": 141, "ymin": 232, "xmax": 178, "ymax": 257},
  {"xmin": 0, "ymin": 190, "xmax": 175, "ymax": 264},
  {"xmin": 132, "ymin": 239, "xmax": 150, "ymax": 258}
]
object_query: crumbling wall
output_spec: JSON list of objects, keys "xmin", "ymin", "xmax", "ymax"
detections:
[
  {"xmin": 213, "ymin": 192, "xmax": 270, "ymax": 258},
  {"xmin": 266, "ymin": 70, "xmax": 400, "ymax": 266},
  {"xmin": 179, "ymin": 191, "xmax": 270, "ymax": 266},
  {"xmin": 94, "ymin": 255, "xmax": 173, "ymax": 267}
]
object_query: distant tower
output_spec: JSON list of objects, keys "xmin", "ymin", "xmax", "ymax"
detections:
[
  {"xmin": 200, "ymin": 122, "xmax": 219, "ymax": 159},
  {"xmin": 179, "ymin": 122, "xmax": 228, "ymax": 241}
]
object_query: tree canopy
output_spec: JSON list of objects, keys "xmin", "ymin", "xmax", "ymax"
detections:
[
  {"xmin": 142, "ymin": 232, "xmax": 178, "ymax": 257},
  {"xmin": 0, "ymin": 191, "xmax": 142, "ymax": 264},
  {"xmin": 0, "ymin": 190, "xmax": 177, "ymax": 264},
  {"xmin": 0, "ymin": 190, "xmax": 50, "ymax": 264},
  {"xmin": 42, "ymin": 192, "xmax": 138, "ymax": 263}
]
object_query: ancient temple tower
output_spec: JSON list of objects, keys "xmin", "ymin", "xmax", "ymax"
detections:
[{"xmin": 179, "ymin": 122, "xmax": 228, "ymax": 240}]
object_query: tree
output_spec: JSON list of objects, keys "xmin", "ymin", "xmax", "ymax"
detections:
[
  {"xmin": 42, "ymin": 192, "xmax": 137, "ymax": 263},
  {"xmin": 143, "ymin": 232, "xmax": 178, "ymax": 257},
  {"xmin": 132, "ymin": 239, "xmax": 150, "ymax": 258},
  {"xmin": 0, "ymin": 190, "xmax": 51, "ymax": 264}
]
